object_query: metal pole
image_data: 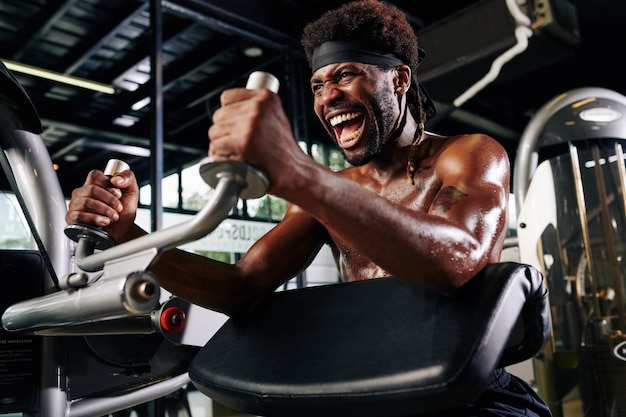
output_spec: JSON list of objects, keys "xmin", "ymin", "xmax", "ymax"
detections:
[
  {"xmin": 569, "ymin": 143, "xmax": 602, "ymax": 321},
  {"xmin": 150, "ymin": 0, "xmax": 164, "ymax": 231}
]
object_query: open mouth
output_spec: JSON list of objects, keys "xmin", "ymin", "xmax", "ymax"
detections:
[{"xmin": 329, "ymin": 112, "xmax": 365, "ymax": 144}]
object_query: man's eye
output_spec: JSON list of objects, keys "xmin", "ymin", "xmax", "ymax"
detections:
[
  {"xmin": 338, "ymin": 71, "xmax": 357, "ymax": 82},
  {"xmin": 311, "ymin": 84, "xmax": 322, "ymax": 93}
]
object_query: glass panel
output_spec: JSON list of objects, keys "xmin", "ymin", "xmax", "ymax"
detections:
[
  {"xmin": 247, "ymin": 195, "xmax": 288, "ymax": 222},
  {"xmin": 532, "ymin": 139, "xmax": 626, "ymax": 417},
  {"xmin": 0, "ymin": 192, "xmax": 31, "ymax": 249},
  {"xmin": 311, "ymin": 143, "xmax": 324, "ymax": 164},
  {"xmin": 161, "ymin": 172, "xmax": 180, "ymax": 209},
  {"xmin": 181, "ymin": 163, "xmax": 214, "ymax": 211},
  {"xmin": 328, "ymin": 148, "xmax": 351, "ymax": 172}
]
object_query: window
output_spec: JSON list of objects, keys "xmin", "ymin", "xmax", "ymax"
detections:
[{"xmin": 0, "ymin": 192, "xmax": 31, "ymax": 249}]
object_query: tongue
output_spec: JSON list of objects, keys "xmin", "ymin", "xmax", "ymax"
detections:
[{"xmin": 337, "ymin": 119, "xmax": 362, "ymax": 141}]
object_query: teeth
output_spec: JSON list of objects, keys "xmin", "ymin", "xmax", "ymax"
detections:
[
  {"xmin": 339, "ymin": 127, "xmax": 362, "ymax": 143},
  {"xmin": 329, "ymin": 112, "xmax": 361, "ymax": 127}
]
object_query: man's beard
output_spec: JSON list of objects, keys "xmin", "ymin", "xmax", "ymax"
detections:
[{"xmin": 339, "ymin": 88, "xmax": 400, "ymax": 166}]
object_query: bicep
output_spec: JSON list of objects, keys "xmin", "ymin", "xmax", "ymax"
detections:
[{"xmin": 430, "ymin": 136, "xmax": 510, "ymax": 249}]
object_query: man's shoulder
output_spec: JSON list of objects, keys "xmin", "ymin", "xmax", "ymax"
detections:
[
  {"xmin": 420, "ymin": 132, "xmax": 497, "ymax": 154},
  {"xmin": 431, "ymin": 131, "xmax": 496, "ymax": 143},
  {"xmin": 440, "ymin": 132, "xmax": 506, "ymax": 154},
  {"xmin": 425, "ymin": 132, "xmax": 508, "ymax": 171}
]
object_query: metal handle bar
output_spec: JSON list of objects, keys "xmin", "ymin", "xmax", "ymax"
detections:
[{"xmin": 74, "ymin": 171, "xmax": 246, "ymax": 272}]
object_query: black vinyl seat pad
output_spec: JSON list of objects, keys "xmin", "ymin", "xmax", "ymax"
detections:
[{"xmin": 189, "ymin": 262, "xmax": 550, "ymax": 417}]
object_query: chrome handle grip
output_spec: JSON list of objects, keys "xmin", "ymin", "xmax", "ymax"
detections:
[{"xmin": 199, "ymin": 71, "xmax": 280, "ymax": 200}]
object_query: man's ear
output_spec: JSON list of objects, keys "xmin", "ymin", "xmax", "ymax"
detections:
[{"xmin": 394, "ymin": 64, "xmax": 412, "ymax": 94}]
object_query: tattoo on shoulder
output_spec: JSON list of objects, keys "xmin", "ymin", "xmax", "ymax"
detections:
[{"xmin": 434, "ymin": 186, "xmax": 468, "ymax": 214}]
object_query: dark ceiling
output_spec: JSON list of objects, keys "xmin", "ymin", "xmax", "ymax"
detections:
[{"xmin": 1, "ymin": 0, "xmax": 625, "ymax": 197}]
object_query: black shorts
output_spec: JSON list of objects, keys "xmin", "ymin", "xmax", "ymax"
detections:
[{"xmin": 434, "ymin": 368, "xmax": 553, "ymax": 417}]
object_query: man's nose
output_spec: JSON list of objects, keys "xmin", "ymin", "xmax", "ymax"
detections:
[{"xmin": 317, "ymin": 84, "xmax": 343, "ymax": 105}]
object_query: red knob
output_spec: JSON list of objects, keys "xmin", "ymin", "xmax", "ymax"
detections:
[{"xmin": 160, "ymin": 306, "xmax": 186, "ymax": 332}]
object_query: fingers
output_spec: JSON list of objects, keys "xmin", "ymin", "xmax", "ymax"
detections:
[
  {"xmin": 216, "ymin": 87, "xmax": 256, "ymax": 108},
  {"xmin": 108, "ymin": 169, "xmax": 134, "ymax": 188},
  {"xmin": 82, "ymin": 168, "xmax": 108, "ymax": 186},
  {"xmin": 65, "ymin": 169, "xmax": 137, "ymax": 227},
  {"xmin": 65, "ymin": 194, "xmax": 119, "ymax": 227},
  {"xmin": 208, "ymin": 88, "xmax": 275, "ymax": 161},
  {"xmin": 66, "ymin": 181, "xmax": 121, "ymax": 224},
  {"xmin": 207, "ymin": 126, "xmax": 249, "ymax": 161}
]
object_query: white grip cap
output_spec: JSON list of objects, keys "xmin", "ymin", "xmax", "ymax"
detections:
[
  {"xmin": 246, "ymin": 71, "xmax": 280, "ymax": 93},
  {"xmin": 103, "ymin": 159, "xmax": 130, "ymax": 176}
]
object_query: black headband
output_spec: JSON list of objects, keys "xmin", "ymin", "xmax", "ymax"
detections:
[
  {"xmin": 311, "ymin": 40, "xmax": 437, "ymax": 119},
  {"xmin": 311, "ymin": 39, "xmax": 403, "ymax": 73}
]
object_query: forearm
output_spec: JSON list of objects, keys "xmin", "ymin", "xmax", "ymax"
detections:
[
  {"xmin": 113, "ymin": 224, "xmax": 266, "ymax": 315},
  {"xmin": 111, "ymin": 207, "xmax": 327, "ymax": 314},
  {"xmin": 151, "ymin": 249, "xmax": 259, "ymax": 316}
]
